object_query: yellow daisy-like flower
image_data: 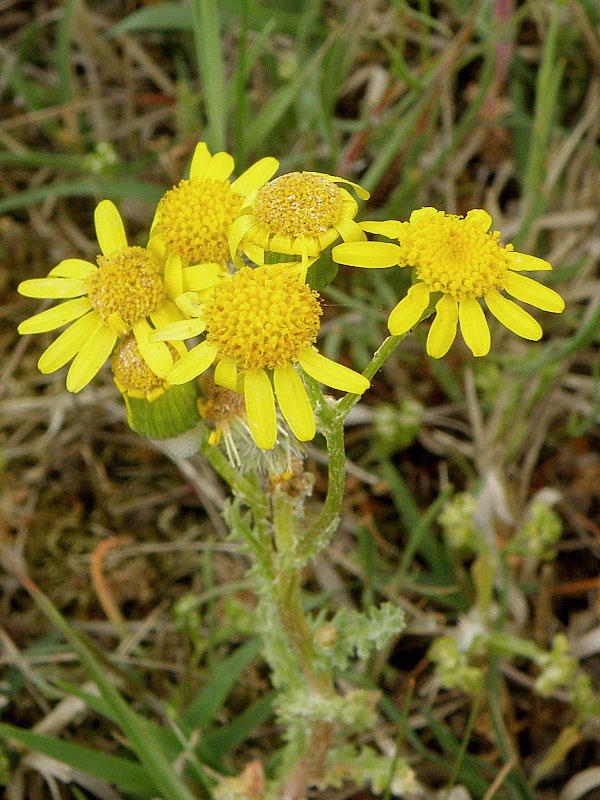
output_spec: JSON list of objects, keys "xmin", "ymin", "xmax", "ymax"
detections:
[
  {"xmin": 150, "ymin": 142, "xmax": 278, "ymax": 278},
  {"xmin": 111, "ymin": 334, "xmax": 186, "ymax": 401},
  {"xmin": 229, "ymin": 171, "xmax": 370, "ymax": 265},
  {"xmin": 332, "ymin": 208, "xmax": 565, "ymax": 358},
  {"xmin": 18, "ymin": 200, "xmax": 185, "ymax": 392},
  {"xmin": 152, "ymin": 263, "xmax": 370, "ymax": 450},
  {"xmin": 111, "ymin": 334, "xmax": 202, "ymax": 441}
]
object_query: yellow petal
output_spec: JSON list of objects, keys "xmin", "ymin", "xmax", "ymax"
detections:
[
  {"xmin": 175, "ymin": 291, "xmax": 204, "ymax": 318},
  {"xmin": 485, "ymin": 289, "xmax": 543, "ymax": 341},
  {"xmin": 168, "ymin": 341, "xmax": 217, "ymax": 384},
  {"xmin": 274, "ymin": 363, "xmax": 315, "ymax": 441},
  {"xmin": 18, "ymin": 277, "xmax": 87, "ymax": 299},
  {"xmin": 334, "ymin": 217, "xmax": 366, "ymax": 243},
  {"xmin": 133, "ymin": 319, "xmax": 173, "ymax": 378},
  {"xmin": 243, "ymin": 243, "xmax": 266, "ymax": 264},
  {"xmin": 231, "ymin": 157, "xmax": 278, "ymax": 196},
  {"xmin": 183, "ymin": 263, "xmax": 223, "ymax": 292},
  {"xmin": 94, "ymin": 200, "xmax": 127, "ymax": 256},
  {"xmin": 214, "ymin": 357, "xmax": 238, "ymax": 391},
  {"xmin": 426, "ymin": 294, "xmax": 458, "ymax": 358},
  {"xmin": 360, "ymin": 220, "xmax": 403, "ymax": 239},
  {"xmin": 37, "ymin": 311, "xmax": 102, "ymax": 373},
  {"xmin": 325, "ymin": 174, "xmax": 369, "ymax": 200},
  {"xmin": 189, "ymin": 142, "xmax": 211, "ymax": 181},
  {"xmin": 409, "ymin": 207, "xmax": 437, "ymax": 225},
  {"xmin": 66, "ymin": 324, "xmax": 117, "ymax": 392},
  {"xmin": 506, "ymin": 251, "xmax": 552, "ymax": 271},
  {"xmin": 49, "ymin": 259, "xmax": 97, "ymax": 279},
  {"xmin": 387, "ymin": 282, "xmax": 430, "ymax": 335},
  {"xmin": 465, "ymin": 209, "xmax": 492, "ymax": 231},
  {"xmin": 228, "ymin": 215, "xmax": 259, "ymax": 256},
  {"xmin": 164, "ymin": 252, "xmax": 184, "ymax": 299},
  {"xmin": 146, "ymin": 234, "xmax": 167, "ymax": 264},
  {"xmin": 106, "ymin": 312, "xmax": 128, "ymax": 336},
  {"xmin": 244, "ymin": 369, "xmax": 277, "ymax": 450},
  {"xmin": 270, "ymin": 232, "xmax": 320, "ymax": 257},
  {"xmin": 148, "ymin": 209, "xmax": 161, "ymax": 240},
  {"xmin": 206, "ymin": 151, "xmax": 234, "ymax": 182},
  {"xmin": 150, "ymin": 299, "xmax": 186, "ymax": 327},
  {"xmin": 150, "ymin": 318, "xmax": 206, "ymax": 342},
  {"xmin": 315, "ymin": 228, "xmax": 341, "ymax": 252},
  {"xmin": 332, "ymin": 241, "xmax": 401, "ymax": 268},
  {"xmin": 504, "ymin": 271, "xmax": 565, "ymax": 312},
  {"xmin": 19, "ymin": 297, "xmax": 92, "ymax": 334},
  {"xmin": 297, "ymin": 348, "xmax": 370, "ymax": 394},
  {"xmin": 458, "ymin": 296, "xmax": 491, "ymax": 357}
]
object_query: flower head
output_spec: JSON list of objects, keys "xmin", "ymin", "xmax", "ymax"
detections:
[
  {"xmin": 332, "ymin": 208, "xmax": 565, "ymax": 357},
  {"xmin": 152, "ymin": 263, "xmax": 370, "ymax": 450},
  {"xmin": 151, "ymin": 142, "xmax": 278, "ymax": 269},
  {"xmin": 18, "ymin": 201, "xmax": 185, "ymax": 392},
  {"xmin": 111, "ymin": 335, "xmax": 201, "ymax": 439},
  {"xmin": 229, "ymin": 171, "xmax": 369, "ymax": 265},
  {"xmin": 111, "ymin": 335, "xmax": 186, "ymax": 401}
]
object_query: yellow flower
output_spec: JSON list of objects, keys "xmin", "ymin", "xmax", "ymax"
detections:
[
  {"xmin": 18, "ymin": 200, "xmax": 186, "ymax": 392},
  {"xmin": 111, "ymin": 334, "xmax": 202, "ymax": 440},
  {"xmin": 150, "ymin": 142, "xmax": 277, "ymax": 277},
  {"xmin": 229, "ymin": 171, "xmax": 369, "ymax": 266},
  {"xmin": 111, "ymin": 335, "xmax": 186, "ymax": 401},
  {"xmin": 332, "ymin": 208, "xmax": 565, "ymax": 357},
  {"xmin": 152, "ymin": 263, "xmax": 370, "ymax": 450}
]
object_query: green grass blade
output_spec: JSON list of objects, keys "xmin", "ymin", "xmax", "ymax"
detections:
[
  {"xmin": 55, "ymin": 0, "xmax": 76, "ymax": 102},
  {"xmin": 378, "ymin": 694, "xmax": 492, "ymax": 797},
  {"xmin": 203, "ymin": 692, "xmax": 276, "ymax": 756},
  {"xmin": 0, "ymin": 152, "xmax": 85, "ymax": 169},
  {"xmin": 107, "ymin": 1, "xmax": 308, "ymax": 37},
  {"xmin": 108, "ymin": 2, "xmax": 193, "ymax": 34},
  {"xmin": 183, "ymin": 637, "xmax": 263, "ymax": 729},
  {"xmin": 0, "ymin": 178, "xmax": 164, "ymax": 214},
  {"xmin": 244, "ymin": 37, "xmax": 334, "ymax": 154},
  {"xmin": 191, "ymin": 0, "xmax": 227, "ymax": 152},
  {"xmin": 516, "ymin": 10, "xmax": 565, "ymax": 241},
  {"xmin": 395, "ymin": 486, "xmax": 454, "ymax": 581},
  {"xmin": 380, "ymin": 458, "xmax": 421, "ymax": 530},
  {"xmin": 53, "ymin": 680, "xmax": 229, "ymax": 775},
  {"xmin": 0, "ymin": 722, "xmax": 158, "ymax": 797},
  {"xmin": 29, "ymin": 587, "xmax": 207, "ymax": 800},
  {"xmin": 233, "ymin": 0, "xmax": 249, "ymax": 166}
]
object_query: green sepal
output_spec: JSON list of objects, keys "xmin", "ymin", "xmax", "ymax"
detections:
[
  {"xmin": 306, "ymin": 250, "xmax": 337, "ymax": 291},
  {"xmin": 124, "ymin": 382, "xmax": 201, "ymax": 439}
]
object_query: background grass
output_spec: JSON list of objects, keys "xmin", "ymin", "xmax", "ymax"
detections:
[{"xmin": 1, "ymin": 0, "xmax": 599, "ymax": 798}]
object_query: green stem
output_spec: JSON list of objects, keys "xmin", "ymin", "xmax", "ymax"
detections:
[
  {"xmin": 298, "ymin": 333, "xmax": 409, "ymax": 558},
  {"xmin": 272, "ymin": 491, "xmax": 336, "ymax": 797},
  {"xmin": 272, "ymin": 492, "xmax": 333, "ymax": 695},
  {"xmin": 272, "ymin": 490, "xmax": 297, "ymax": 554},
  {"xmin": 199, "ymin": 434, "xmax": 268, "ymax": 512},
  {"xmin": 337, "ymin": 333, "xmax": 405, "ymax": 417},
  {"xmin": 297, "ymin": 412, "xmax": 345, "ymax": 559}
]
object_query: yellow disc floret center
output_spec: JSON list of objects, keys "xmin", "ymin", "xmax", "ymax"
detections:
[
  {"xmin": 87, "ymin": 246, "xmax": 166, "ymax": 328},
  {"xmin": 399, "ymin": 211, "xmax": 512, "ymax": 301},
  {"xmin": 111, "ymin": 335, "xmax": 165, "ymax": 396},
  {"xmin": 253, "ymin": 172, "xmax": 344, "ymax": 238},
  {"xmin": 157, "ymin": 178, "xmax": 243, "ymax": 264},
  {"xmin": 203, "ymin": 264, "xmax": 322, "ymax": 370}
]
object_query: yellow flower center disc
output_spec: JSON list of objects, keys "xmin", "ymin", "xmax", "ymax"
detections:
[
  {"xmin": 253, "ymin": 172, "xmax": 344, "ymax": 238},
  {"xmin": 401, "ymin": 211, "xmax": 512, "ymax": 301},
  {"xmin": 157, "ymin": 178, "xmax": 243, "ymax": 263},
  {"xmin": 111, "ymin": 335, "xmax": 165, "ymax": 395},
  {"xmin": 204, "ymin": 264, "xmax": 322, "ymax": 370},
  {"xmin": 87, "ymin": 246, "xmax": 166, "ymax": 328}
]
